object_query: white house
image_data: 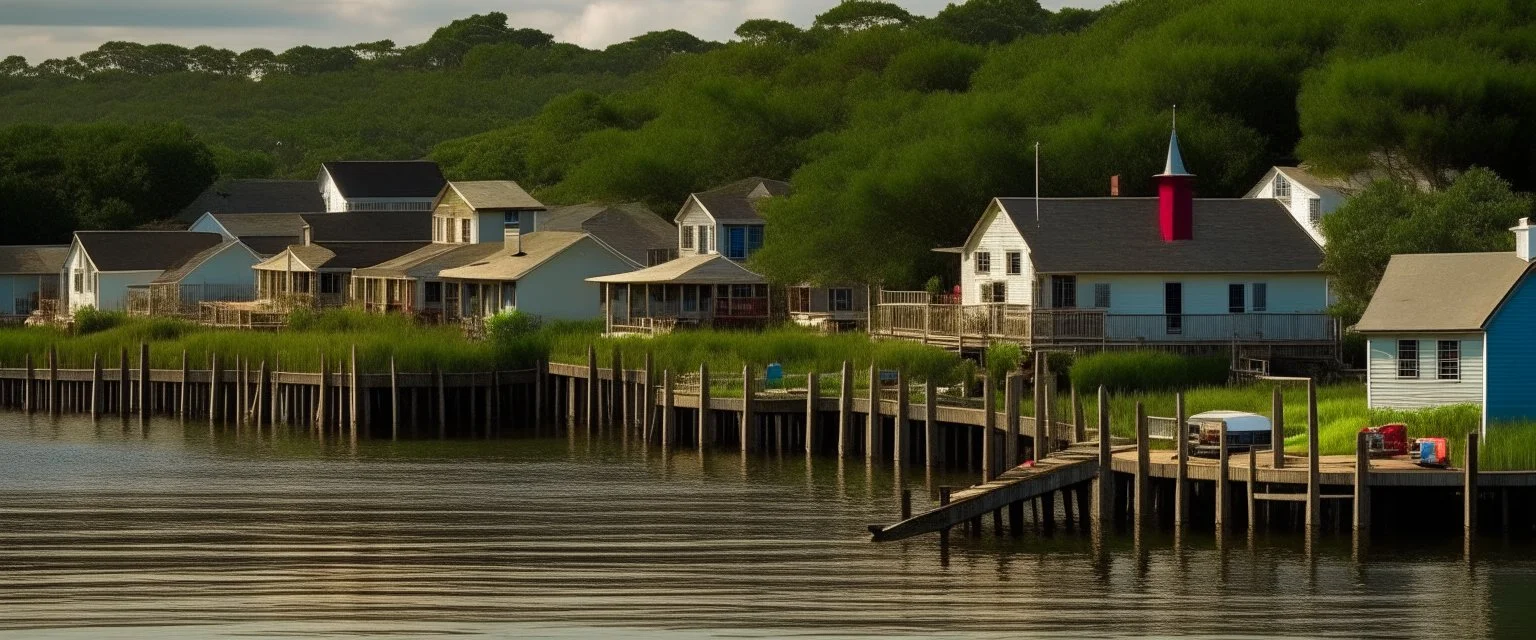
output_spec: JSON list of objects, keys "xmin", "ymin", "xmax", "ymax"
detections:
[
  {"xmin": 1355, "ymin": 219, "xmax": 1536, "ymax": 428},
  {"xmin": 317, "ymin": 161, "xmax": 446, "ymax": 213},
  {"xmin": 880, "ymin": 130, "xmax": 1334, "ymax": 353},
  {"xmin": 436, "ymin": 231, "xmax": 640, "ymax": 321},
  {"xmin": 61, "ymin": 232, "xmax": 225, "ymax": 313},
  {"xmin": 674, "ymin": 177, "xmax": 786, "ymax": 261},
  {"xmin": 0, "ymin": 245, "xmax": 68, "ymax": 320},
  {"xmin": 1244, "ymin": 166, "xmax": 1365, "ymax": 246}
]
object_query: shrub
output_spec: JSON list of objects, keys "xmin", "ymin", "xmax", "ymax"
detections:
[
  {"xmin": 985, "ymin": 341, "xmax": 1022, "ymax": 382},
  {"xmin": 1070, "ymin": 350, "xmax": 1229, "ymax": 393},
  {"xmin": 486, "ymin": 310, "xmax": 542, "ymax": 341},
  {"xmin": 73, "ymin": 307, "xmax": 126, "ymax": 335}
]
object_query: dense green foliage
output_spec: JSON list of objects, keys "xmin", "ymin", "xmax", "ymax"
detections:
[
  {"xmin": 0, "ymin": 122, "xmax": 217, "ymax": 243},
  {"xmin": 1322, "ymin": 168, "xmax": 1533, "ymax": 321},
  {"xmin": 1069, "ymin": 350, "xmax": 1230, "ymax": 393}
]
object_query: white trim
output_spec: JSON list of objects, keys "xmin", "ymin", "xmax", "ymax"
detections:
[{"xmin": 1481, "ymin": 332, "xmax": 1489, "ymax": 436}]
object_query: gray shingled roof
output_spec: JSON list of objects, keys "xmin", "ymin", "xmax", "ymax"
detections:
[
  {"xmin": 688, "ymin": 177, "xmax": 791, "ymax": 223},
  {"xmin": 255, "ymin": 242, "xmax": 434, "ymax": 272},
  {"xmin": 242, "ymin": 236, "xmax": 301, "ymax": 257},
  {"xmin": 541, "ymin": 202, "xmax": 671, "ymax": 265},
  {"xmin": 439, "ymin": 232, "xmax": 601, "ymax": 281},
  {"xmin": 175, "ymin": 180, "xmax": 324, "ymax": 222},
  {"xmin": 0, "ymin": 245, "xmax": 69, "ymax": 274},
  {"xmin": 321, "ymin": 161, "xmax": 445, "ymax": 199},
  {"xmin": 449, "ymin": 181, "xmax": 545, "ymax": 210},
  {"xmin": 1355, "ymin": 252, "xmax": 1532, "ymax": 333},
  {"xmin": 589, "ymin": 253, "xmax": 765, "ymax": 285},
  {"xmin": 300, "ymin": 212, "xmax": 432, "ymax": 243},
  {"xmin": 994, "ymin": 198, "xmax": 1323, "ymax": 274},
  {"xmin": 76, "ymin": 231, "xmax": 225, "ymax": 272},
  {"xmin": 352, "ymin": 243, "xmax": 503, "ymax": 279},
  {"xmin": 208, "ymin": 212, "xmax": 309, "ymax": 238}
]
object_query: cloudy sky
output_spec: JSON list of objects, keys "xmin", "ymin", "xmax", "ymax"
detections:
[{"xmin": 0, "ymin": 0, "xmax": 1110, "ymax": 61}]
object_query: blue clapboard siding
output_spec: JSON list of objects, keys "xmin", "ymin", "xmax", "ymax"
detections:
[{"xmin": 1484, "ymin": 271, "xmax": 1536, "ymax": 423}]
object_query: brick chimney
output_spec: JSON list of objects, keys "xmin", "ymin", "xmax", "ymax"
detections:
[
  {"xmin": 1110, "ymin": 175, "xmax": 1120, "ymax": 197},
  {"xmin": 1155, "ymin": 130, "xmax": 1194, "ymax": 242}
]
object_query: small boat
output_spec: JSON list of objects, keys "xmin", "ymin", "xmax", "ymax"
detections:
[{"xmin": 1186, "ymin": 410, "xmax": 1272, "ymax": 457}]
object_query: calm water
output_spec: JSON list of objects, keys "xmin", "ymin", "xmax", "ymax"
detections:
[{"xmin": 1, "ymin": 414, "xmax": 1534, "ymax": 639}]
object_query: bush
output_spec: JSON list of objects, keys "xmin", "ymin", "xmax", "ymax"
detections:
[
  {"xmin": 73, "ymin": 307, "xmax": 126, "ymax": 335},
  {"xmin": 985, "ymin": 341, "xmax": 1022, "ymax": 382},
  {"xmin": 486, "ymin": 310, "xmax": 542, "ymax": 341},
  {"xmin": 1070, "ymin": 350, "xmax": 1229, "ymax": 394}
]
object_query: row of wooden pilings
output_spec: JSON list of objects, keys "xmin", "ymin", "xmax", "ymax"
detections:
[{"xmin": 0, "ymin": 344, "xmax": 547, "ymax": 441}]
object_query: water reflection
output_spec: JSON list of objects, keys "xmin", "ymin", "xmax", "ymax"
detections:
[{"xmin": 0, "ymin": 413, "xmax": 1532, "ymax": 638}]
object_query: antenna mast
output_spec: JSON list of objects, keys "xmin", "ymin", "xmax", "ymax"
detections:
[{"xmin": 1034, "ymin": 141, "xmax": 1041, "ymax": 226}]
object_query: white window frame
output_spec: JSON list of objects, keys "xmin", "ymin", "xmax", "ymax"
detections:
[
  {"xmin": 1437, "ymin": 340, "xmax": 1460, "ymax": 381},
  {"xmin": 1397, "ymin": 340, "xmax": 1419, "ymax": 379},
  {"xmin": 681, "ymin": 225, "xmax": 694, "ymax": 250},
  {"xmin": 1093, "ymin": 283, "xmax": 1111, "ymax": 309},
  {"xmin": 974, "ymin": 251, "xmax": 991, "ymax": 275},
  {"xmin": 1005, "ymin": 251, "xmax": 1021, "ymax": 276},
  {"xmin": 1274, "ymin": 174, "xmax": 1290, "ymax": 199},
  {"xmin": 1308, "ymin": 198, "xmax": 1322, "ymax": 225}
]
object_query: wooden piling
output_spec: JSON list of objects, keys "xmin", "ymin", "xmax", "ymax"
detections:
[
  {"xmin": 1032, "ymin": 353, "xmax": 1046, "ymax": 459},
  {"xmin": 1174, "ymin": 392, "xmax": 1189, "ymax": 527},
  {"xmin": 1135, "ymin": 401, "xmax": 1150, "ymax": 526},
  {"xmin": 90, "ymin": 353, "xmax": 102, "ymax": 419},
  {"xmin": 586, "ymin": 345, "xmax": 598, "ymax": 430},
  {"xmin": 1465, "ymin": 432, "xmax": 1479, "ymax": 532},
  {"xmin": 23, "ymin": 353, "xmax": 33, "ymax": 414},
  {"xmin": 209, "ymin": 352, "xmax": 220, "ymax": 423},
  {"xmin": 611, "ymin": 348, "xmax": 624, "ymax": 428},
  {"xmin": 901, "ymin": 489, "xmax": 912, "ymax": 520},
  {"xmin": 180, "ymin": 351, "xmax": 189, "ymax": 418},
  {"xmin": 256, "ymin": 361, "xmax": 267, "ymax": 426},
  {"xmin": 642, "ymin": 352, "xmax": 654, "ymax": 436},
  {"xmin": 838, "ymin": 361, "xmax": 852, "ymax": 457},
  {"xmin": 390, "ymin": 357, "xmax": 400, "ymax": 440},
  {"xmin": 661, "ymin": 369, "xmax": 675, "ymax": 447},
  {"xmin": 1216, "ymin": 421, "xmax": 1230, "ymax": 530},
  {"xmin": 47, "ymin": 347, "xmax": 58, "ymax": 416},
  {"xmin": 741, "ymin": 364, "xmax": 755, "ymax": 452},
  {"xmin": 804, "ymin": 369, "xmax": 818, "ymax": 455},
  {"xmin": 435, "ymin": 367, "xmax": 446, "ymax": 439},
  {"xmin": 1071, "ymin": 386, "xmax": 1084, "ymax": 444},
  {"xmin": 1354, "ymin": 430, "xmax": 1371, "ymax": 532},
  {"xmin": 317, "ymin": 354, "xmax": 329, "ymax": 432},
  {"xmin": 1004, "ymin": 373, "xmax": 1020, "ymax": 466},
  {"xmin": 1305, "ymin": 378, "xmax": 1320, "ymax": 531},
  {"xmin": 348, "ymin": 345, "xmax": 359, "ymax": 439},
  {"xmin": 923, "ymin": 378, "xmax": 937, "ymax": 468},
  {"xmin": 894, "ymin": 369, "xmax": 908, "ymax": 466},
  {"xmin": 1093, "ymin": 385, "xmax": 1113, "ymax": 528},
  {"xmin": 533, "ymin": 360, "xmax": 545, "ymax": 425},
  {"xmin": 1247, "ymin": 446, "xmax": 1258, "ymax": 535},
  {"xmin": 866, "ymin": 364, "xmax": 879, "ymax": 460},
  {"xmin": 699, "ymin": 363, "xmax": 712, "ymax": 446},
  {"xmin": 982, "ymin": 374, "xmax": 995, "ymax": 481},
  {"xmin": 1272, "ymin": 386, "xmax": 1285, "ymax": 469},
  {"xmin": 137, "ymin": 342, "xmax": 149, "ymax": 420},
  {"xmin": 938, "ymin": 486, "xmax": 952, "ymax": 545}
]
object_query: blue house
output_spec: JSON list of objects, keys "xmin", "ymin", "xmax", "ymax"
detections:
[{"xmin": 1355, "ymin": 218, "xmax": 1536, "ymax": 430}]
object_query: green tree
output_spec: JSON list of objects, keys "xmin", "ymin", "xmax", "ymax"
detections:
[
  {"xmin": 277, "ymin": 46, "xmax": 359, "ymax": 75},
  {"xmin": 814, "ymin": 1, "xmax": 918, "ymax": 31},
  {"xmin": 929, "ymin": 0, "xmax": 1048, "ymax": 45},
  {"xmin": 735, "ymin": 19, "xmax": 803, "ymax": 45},
  {"xmin": 1322, "ymin": 168, "xmax": 1534, "ymax": 321},
  {"xmin": 0, "ymin": 55, "xmax": 27, "ymax": 76}
]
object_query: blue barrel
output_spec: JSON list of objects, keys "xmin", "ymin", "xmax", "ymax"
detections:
[{"xmin": 766, "ymin": 362, "xmax": 784, "ymax": 388}]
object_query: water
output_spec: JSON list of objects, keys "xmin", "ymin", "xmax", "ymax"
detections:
[{"xmin": 1, "ymin": 413, "xmax": 1534, "ymax": 639}]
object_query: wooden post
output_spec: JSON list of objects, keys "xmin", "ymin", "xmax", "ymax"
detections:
[
  {"xmin": 1135, "ymin": 401, "xmax": 1150, "ymax": 526},
  {"xmin": 585, "ymin": 345, "xmax": 599, "ymax": 431},
  {"xmin": 1465, "ymin": 432, "xmax": 1479, "ymax": 532},
  {"xmin": 90, "ymin": 352, "xmax": 102, "ymax": 419},
  {"xmin": 1272, "ymin": 386, "xmax": 1286, "ymax": 469},
  {"xmin": 179, "ymin": 350, "xmax": 189, "ymax": 418},
  {"xmin": 1354, "ymin": 430, "xmax": 1371, "ymax": 532},
  {"xmin": 938, "ymin": 486, "xmax": 952, "ymax": 545},
  {"xmin": 741, "ymin": 364, "xmax": 755, "ymax": 452},
  {"xmin": 661, "ymin": 370, "xmax": 675, "ymax": 448},
  {"xmin": 923, "ymin": 378, "xmax": 937, "ymax": 468},
  {"xmin": 838, "ymin": 361, "xmax": 852, "ymax": 457},
  {"xmin": 894, "ymin": 369, "xmax": 909, "ymax": 466},
  {"xmin": 137, "ymin": 342, "xmax": 149, "ymax": 420},
  {"xmin": 1174, "ymin": 392, "xmax": 1189, "ymax": 527},
  {"xmin": 435, "ymin": 367, "xmax": 446, "ymax": 439},
  {"xmin": 901, "ymin": 489, "xmax": 912, "ymax": 520},
  {"xmin": 1305, "ymin": 378, "xmax": 1320, "ymax": 531},
  {"xmin": 642, "ymin": 352, "xmax": 654, "ymax": 437},
  {"xmin": 699, "ymin": 363, "xmax": 712, "ymax": 446},
  {"xmin": 866, "ymin": 364, "xmax": 879, "ymax": 460},
  {"xmin": 1004, "ymin": 373, "xmax": 1020, "ymax": 466},
  {"xmin": 611, "ymin": 348, "xmax": 624, "ymax": 428},
  {"xmin": 804, "ymin": 369, "xmax": 818, "ymax": 455},
  {"xmin": 1216, "ymin": 421, "xmax": 1230, "ymax": 531},
  {"xmin": 256, "ymin": 361, "xmax": 267, "ymax": 427},
  {"xmin": 1247, "ymin": 446, "xmax": 1259, "ymax": 535},
  {"xmin": 267, "ymin": 355, "xmax": 278, "ymax": 428},
  {"xmin": 390, "ymin": 357, "xmax": 399, "ymax": 440},
  {"xmin": 317, "ymin": 354, "xmax": 329, "ymax": 432},
  {"xmin": 22, "ymin": 353, "xmax": 33, "ymax": 414},
  {"xmin": 1033, "ymin": 353, "xmax": 1047, "ymax": 458},
  {"xmin": 1071, "ymin": 386, "xmax": 1084, "ymax": 444},
  {"xmin": 47, "ymin": 346, "xmax": 58, "ymax": 416},
  {"xmin": 982, "ymin": 374, "xmax": 995, "ymax": 481},
  {"xmin": 348, "ymin": 345, "xmax": 359, "ymax": 440},
  {"xmin": 209, "ymin": 352, "xmax": 220, "ymax": 423},
  {"xmin": 1093, "ymin": 386, "xmax": 1114, "ymax": 528},
  {"xmin": 533, "ymin": 360, "xmax": 545, "ymax": 425}
]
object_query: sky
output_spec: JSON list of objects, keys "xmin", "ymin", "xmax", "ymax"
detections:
[{"xmin": 0, "ymin": 0, "xmax": 1111, "ymax": 62}]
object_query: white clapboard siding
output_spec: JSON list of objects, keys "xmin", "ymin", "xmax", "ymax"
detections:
[
  {"xmin": 1367, "ymin": 335, "xmax": 1484, "ymax": 410},
  {"xmin": 961, "ymin": 205, "xmax": 1033, "ymax": 305}
]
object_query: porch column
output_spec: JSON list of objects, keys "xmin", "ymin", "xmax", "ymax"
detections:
[{"xmin": 604, "ymin": 283, "xmax": 613, "ymax": 333}]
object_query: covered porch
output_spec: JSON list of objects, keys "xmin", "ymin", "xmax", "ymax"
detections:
[
  {"xmin": 589, "ymin": 254, "xmax": 769, "ymax": 335},
  {"xmin": 253, "ymin": 249, "xmax": 349, "ymax": 309}
]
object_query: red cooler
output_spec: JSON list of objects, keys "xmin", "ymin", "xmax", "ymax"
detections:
[
  {"xmin": 1416, "ymin": 437, "xmax": 1449, "ymax": 467},
  {"xmin": 1379, "ymin": 424, "xmax": 1408, "ymax": 456}
]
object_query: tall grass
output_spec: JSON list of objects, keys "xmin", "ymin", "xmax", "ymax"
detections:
[{"xmin": 1070, "ymin": 350, "xmax": 1230, "ymax": 393}]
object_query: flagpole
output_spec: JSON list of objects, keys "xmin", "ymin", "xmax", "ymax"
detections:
[{"xmin": 1034, "ymin": 141, "xmax": 1041, "ymax": 226}]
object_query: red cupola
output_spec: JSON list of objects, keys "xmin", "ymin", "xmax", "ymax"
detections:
[{"xmin": 1156, "ymin": 129, "xmax": 1194, "ymax": 242}]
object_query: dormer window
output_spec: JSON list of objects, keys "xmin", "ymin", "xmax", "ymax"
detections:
[
  {"xmin": 1274, "ymin": 175, "xmax": 1290, "ymax": 199},
  {"xmin": 460, "ymin": 219, "xmax": 472, "ymax": 243}
]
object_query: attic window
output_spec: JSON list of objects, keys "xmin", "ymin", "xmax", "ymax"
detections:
[{"xmin": 1274, "ymin": 175, "xmax": 1291, "ymax": 199}]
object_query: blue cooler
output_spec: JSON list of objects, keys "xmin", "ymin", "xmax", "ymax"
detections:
[{"xmin": 766, "ymin": 363, "xmax": 783, "ymax": 389}]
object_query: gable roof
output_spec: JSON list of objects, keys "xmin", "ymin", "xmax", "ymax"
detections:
[
  {"xmin": 588, "ymin": 253, "xmax": 765, "ymax": 285},
  {"xmin": 0, "ymin": 245, "xmax": 69, "ymax": 275},
  {"xmin": 175, "ymin": 180, "xmax": 323, "ymax": 222},
  {"xmin": 447, "ymin": 181, "xmax": 545, "ymax": 211},
  {"xmin": 300, "ymin": 212, "xmax": 432, "ymax": 243},
  {"xmin": 1355, "ymin": 253, "xmax": 1532, "ymax": 333},
  {"xmin": 438, "ymin": 232, "xmax": 622, "ymax": 281},
  {"xmin": 352, "ymin": 243, "xmax": 503, "ymax": 280},
  {"xmin": 321, "ymin": 161, "xmax": 446, "ymax": 199},
  {"xmin": 152, "ymin": 241, "xmax": 257, "ymax": 285},
  {"xmin": 542, "ymin": 202, "xmax": 674, "ymax": 264},
  {"xmin": 206, "ymin": 212, "xmax": 309, "ymax": 238},
  {"xmin": 75, "ymin": 231, "xmax": 225, "ymax": 272},
  {"xmin": 254, "ymin": 242, "xmax": 434, "ymax": 272},
  {"xmin": 681, "ymin": 177, "xmax": 791, "ymax": 223},
  {"xmin": 991, "ymin": 198, "xmax": 1323, "ymax": 274},
  {"xmin": 1243, "ymin": 166, "xmax": 1368, "ymax": 199}
]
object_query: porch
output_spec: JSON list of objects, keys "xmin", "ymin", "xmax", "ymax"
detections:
[
  {"xmin": 599, "ymin": 282, "xmax": 771, "ymax": 335},
  {"xmin": 128, "ymin": 283, "xmax": 256, "ymax": 317},
  {"xmin": 254, "ymin": 267, "xmax": 348, "ymax": 310},
  {"xmin": 872, "ymin": 291, "xmax": 1338, "ymax": 348}
]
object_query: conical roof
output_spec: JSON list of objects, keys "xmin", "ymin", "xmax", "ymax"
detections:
[{"xmin": 1157, "ymin": 130, "xmax": 1193, "ymax": 177}]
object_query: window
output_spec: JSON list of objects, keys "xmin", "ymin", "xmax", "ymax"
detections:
[
  {"xmin": 1438, "ymin": 340, "xmax": 1460, "ymax": 381},
  {"xmin": 1164, "ymin": 282, "xmax": 1183, "ymax": 335},
  {"xmin": 1308, "ymin": 198, "xmax": 1321, "ymax": 225},
  {"xmin": 681, "ymin": 225, "xmax": 694, "ymax": 249},
  {"xmin": 974, "ymin": 251, "xmax": 991, "ymax": 274},
  {"xmin": 460, "ymin": 219, "xmax": 472, "ymax": 244},
  {"xmin": 682, "ymin": 286, "xmax": 699, "ymax": 312},
  {"xmin": 73, "ymin": 272, "xmax": 82, "ymax": 293},
  {"xmin": 1274, "ymin": 175, "xmax": 1290, "ymax": 199},
  {"xmin": 989, "ymin": 282, "xmax": 1007, "ymax": 303},
  {"xmin": 1093, "ymin": 283, "xmax": 1111, "ymax": 309},
  {"xmin": 700, "ymin": 226, "xmax": 711, "ymax": 252},
  {"xmin": 731, "ymin": 284, "xmax": 755, "ymax": 298},
  {"xmin": 1397, "ymin": 340, "xmax": 1419, "ymax": 379},
  {"xmin": 424, "ymin": 281, "xmax": 443, "ymax": 305},
  {"xmin": 727, "ymin": 227, "xmax": 748, "ymax": 259},
  {"xmin": 1051, "ymin": 275, "xmax": 1077, "ymax": 309},
  {"xmin": 1006, "ymin": 251, "xmax": 1022, "ymax": 275},
  {"xmin": 504, "ymin": 211, "xmax": 521, "ymax": 230},
  {"xmin": 831, "ymin": 288, "xmax": 853, "ymax": 312},
  {"xmin": 790, "ymin": 287, "xmax": 811, "ymax": 313},
  {"xmin": 319, "ymin": 273, "xmax": 343, "ymax": 295},
  {"xmin": 747, "ymin": 226, "xmax": 764, "ymax": 257},
  {"xmin": 433, "ymin": 218, "xmax": 442, "ymax": 242},
  {"xmin": 1252, "ymin": 283, "xmax": 1268, "ymax": 312},
  {"xmin": 1228, "ymin": 283, "xmax": 1246, "ymax": 313}
]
